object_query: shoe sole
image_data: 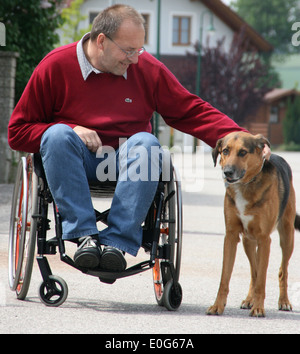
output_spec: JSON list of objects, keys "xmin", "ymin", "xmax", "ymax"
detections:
[
  {"xmin": 74, "ymin": 250, "xmax": 100, "ymax": 269},
  {"xmin": 99, "ymin": 250, "xmax": 126, "ymax": 272}
]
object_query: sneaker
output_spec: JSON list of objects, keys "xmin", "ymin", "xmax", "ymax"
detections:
[
  {"xmin": 74, "ymin": 236, "xmax": 102, "ymax": 269},
  {"xmin": 99, "ymin": 246, "xmax": 127, "ymax": 272}
]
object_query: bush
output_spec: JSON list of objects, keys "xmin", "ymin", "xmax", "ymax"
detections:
[
  {"xmin": 278, "ymin": 142, "xmax": 300, "ymax": 151},
  {"xmin": 283, "ymin": 95, "xmax": 300, "ymax": 145},
  {"xmin": 0, "ymin": 0, "xmax": 64, "ymax": 103}
]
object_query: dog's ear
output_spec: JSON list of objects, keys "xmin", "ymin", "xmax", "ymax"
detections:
[
  {"xmin": 254, "ymin": 134, "xmax": 270, "ymax": 150},
  {"xmin": 212, "ymin": 138, "xmax": 223, "ymax": 167}
]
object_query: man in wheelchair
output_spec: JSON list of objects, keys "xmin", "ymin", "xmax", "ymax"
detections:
[{"xmin": 8, "ymin": 4, "xmax": 270, "ymax": 273}]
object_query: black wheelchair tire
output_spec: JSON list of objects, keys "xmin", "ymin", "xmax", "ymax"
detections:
[
  {"xmin": 153, "ymin": 167, "xmax": 182, "ymax": 309},
  {"xmin": 39, "ymin": 275, "xmax": 68, "ymax": 307},
  {"xmin": 8, "ymin": 155, "xmax": 38, "ymax": 300},
  {"xmin": 162, "ymin": 280, "xmax": 183, "ymax": 311}
]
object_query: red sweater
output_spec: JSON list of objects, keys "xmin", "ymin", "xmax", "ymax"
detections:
[{"xmin": 8, "ymin": 42, "xmax": 245, "ymax": 153}]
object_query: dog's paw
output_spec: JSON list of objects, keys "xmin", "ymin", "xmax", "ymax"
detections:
[
  {"xmin": 249, "ymin": 306, "xmax": 265, "ymax": 317},
  {"xmin": 278, "ymin": 298, "xmax": 292, "ymax": 312},
  {"xmin": 240, "ymin": 299, "xmax": 253, "ymax": 309},
  {"xmin": 206, "ymin": 304, "xmax": 225, "ymax": 316}
]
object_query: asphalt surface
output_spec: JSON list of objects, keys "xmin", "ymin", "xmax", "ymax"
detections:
[{"xmin": 0, "ymin": 151, "xmax": 300, "ymax": 335}]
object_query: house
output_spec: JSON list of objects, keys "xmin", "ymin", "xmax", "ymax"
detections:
[
  {"xmin": 74, "ymin": 0, "xmax": 272, "ymax": 55},
  {"xmin": 245, "ymin": 88, "xmax": 300, "ymax": 146},
  {"xmin": 65, "ymin": 0, "xmax": 273, "ymax": 147}
]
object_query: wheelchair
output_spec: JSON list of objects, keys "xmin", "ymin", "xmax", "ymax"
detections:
[{"xmin": 8, "ymin": 151, "xmax": 183, "ymax": 310}]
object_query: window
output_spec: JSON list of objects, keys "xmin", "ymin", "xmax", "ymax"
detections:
[
  {"xmin": 270, "ymin": 105, "xmax": 279, "ymax": 123},
  {"xmin": 173, "ymin": 16, "xmax": 191, "ymax": 45},
  {"xmin": 89, "ymin": 12, "xmax": 98, "ymax": 24}
]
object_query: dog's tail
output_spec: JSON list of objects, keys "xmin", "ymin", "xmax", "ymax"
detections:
[{"xmin": 295, "ymin": 214, "xmax": 300, "ymax": 232}]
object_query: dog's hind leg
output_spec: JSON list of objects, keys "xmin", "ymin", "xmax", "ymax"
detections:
[
  {"xmin": 277, "ymin": 216, "xmax": 294, "ymax": 311},
  {"xmin": 277, "ymin": 186, "xmax": 295, "ymax": 312},
  {"xmin": 241, "ymin": 236, "xmax": 257, "ymax": 310}
]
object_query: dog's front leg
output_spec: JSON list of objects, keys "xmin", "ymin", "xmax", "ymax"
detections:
[
  {"xmin": 241, "ymin": 236, "xmax": 257, "ymax": 309},
  {"xmin": 207, "ymin": 232, "xmax": 240, "ymax": 315},
  {"xmin": 249, "ymin": 236, "xmax": 271, "ymax": 317}
]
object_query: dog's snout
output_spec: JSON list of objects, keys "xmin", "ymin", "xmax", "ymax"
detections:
[
  {"xmin": 223, "ymin": 165, "xmax": 245, "ymax": 183},
  {"xmin": 224, "ymin": 166, "xmax": 234, "ymax": 178}
]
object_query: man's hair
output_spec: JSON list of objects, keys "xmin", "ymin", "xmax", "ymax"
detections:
[{"xmin": 90, "ymin": 4, "xmax": 145, "ymax": 41}]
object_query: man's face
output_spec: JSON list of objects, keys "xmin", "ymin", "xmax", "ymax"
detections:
[{"xmin": 98, "ymin": 20, "xmax": 145, "ymax": 76}]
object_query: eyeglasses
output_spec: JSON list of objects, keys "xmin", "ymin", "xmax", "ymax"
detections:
[{"xmin": 106, "ymin": 35, "xmax": 145, "ymax": 58}]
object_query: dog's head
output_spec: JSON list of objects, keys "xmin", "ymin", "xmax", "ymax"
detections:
[{"xmin": 212, "ymin": 132, "xmax": 270, "ymax": 185}]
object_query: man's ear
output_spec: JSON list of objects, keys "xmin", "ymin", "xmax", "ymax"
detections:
[
  {"xmin": 212, "ymin": 138, "xmax": 223, "ymax": 167},
  {"xmin": 96, "ymin": 33, "xmax": 106, "ymax": 50},
  {"xmin": 254, "ymin": 134, "xmax": 270, "ymax": 150}
]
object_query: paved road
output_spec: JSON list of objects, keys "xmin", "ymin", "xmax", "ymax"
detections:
[{"xmin": 0, "ymin": 151, "xmax": 299, "ymax": 334}]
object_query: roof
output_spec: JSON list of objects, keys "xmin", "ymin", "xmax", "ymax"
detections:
[
  {"xmin": 192, "ymin": 0, "xmax": 273, "ymax": 52},
  {"xmin": 264, "ymin": 88, "xmax": 300, "ymax": 103}
]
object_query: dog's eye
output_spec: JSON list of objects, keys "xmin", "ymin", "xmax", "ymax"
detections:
[
  {"xmin": 222, "ymin": 148, "xmax": 229, "ymax": 155},
  {"xmin": 238, "ymin": 149, "xmax": 248, "ymax": 157}
]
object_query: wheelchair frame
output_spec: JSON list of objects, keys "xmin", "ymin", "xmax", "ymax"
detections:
[{"xmin": 8, "ymin": 152, "xmax": 183, "ymax": 310}]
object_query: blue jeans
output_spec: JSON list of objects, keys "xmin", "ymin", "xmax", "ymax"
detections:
[{"xmin": 40, "ymin": 124, "xmax": 162, "ymax": 256}]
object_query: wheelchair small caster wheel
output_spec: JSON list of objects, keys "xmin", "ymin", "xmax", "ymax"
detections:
[
  {"xmin": 163, "ymin": 280, "xmax": 182, "ymax": 311},
  {"xmin": 39, "ymin": 275, "xmax": 68, "ymax": 307}
]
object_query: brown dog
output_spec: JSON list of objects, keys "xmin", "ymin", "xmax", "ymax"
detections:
[{"xmin": 207, "ymin": 132, "xmax": 300, "ymax": 317}]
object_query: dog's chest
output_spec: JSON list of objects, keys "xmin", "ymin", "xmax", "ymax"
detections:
[{"xmin": 232, "ymin": 186, "xmax": 254, "ymax": 231}]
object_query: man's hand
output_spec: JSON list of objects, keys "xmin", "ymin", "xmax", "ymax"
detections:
[
  {"xmin": 73, "ymin": 126, "xmax": 102, "ymax": 153},
  {"xmin": 263, "ymin": 144, "xmax": 271, "ymax": 160}
]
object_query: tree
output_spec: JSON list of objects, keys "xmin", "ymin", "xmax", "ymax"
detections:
[
  {"xmin": 199, "ymin": 29, "xmax": 279, "ymax": 125},
  {"xmin": 0, "ymin": 0, "xmax": 64, "ymax": 102},
  {"xmin": 233, "ymin": 0, "xmax": 300, "ymax": 54},
  {"xmin": 162, "ymin": 29, "xmax": 278, "ymax": 126},
  {"xmin": 59, "ymin": 0, "xmax": 91, "ymax": 45}
]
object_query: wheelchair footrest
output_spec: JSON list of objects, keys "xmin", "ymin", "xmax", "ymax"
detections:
[{"xmin": 83, "ymin": 260, "xmax": 153, "ymax": 282}]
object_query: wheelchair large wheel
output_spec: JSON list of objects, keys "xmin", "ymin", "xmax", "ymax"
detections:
[
  {"xmin": 153, "ymin": 167, "xmax": 183, "ymax": 310},
  {"xmin": 8, "ymin": 155, "xmax": 38, "ymax": 300}
]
